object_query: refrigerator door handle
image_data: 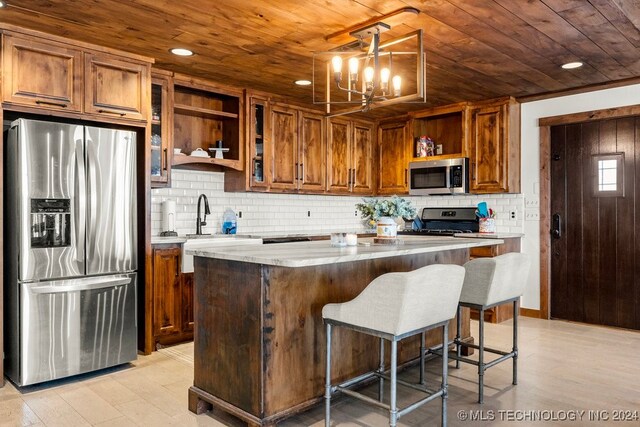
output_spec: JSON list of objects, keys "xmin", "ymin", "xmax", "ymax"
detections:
[
  {"xmin": 75, "ymin": 139, "xmax": 86, "ymax": 264},
  {"xmin": 28, "ymin": 276, "xmax": 132, "ymax": 294},
  {"xmin": 86, "ymin": 133, "xmax": 98, "ymax": 263}
]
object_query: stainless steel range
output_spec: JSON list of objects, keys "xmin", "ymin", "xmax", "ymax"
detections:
[
  {"xmin": 400, "ymin": 207, "xmax": 479, "ymax": 236},
  {"xmin": 4, "ymin": 118, "xmax": 138, "ymax": 386}
]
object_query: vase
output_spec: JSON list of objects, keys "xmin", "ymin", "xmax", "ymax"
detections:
[
  {"xmin": 479, "ymin": 218, "xmax": 496, "ymax": 233},
  {"xmin": 376, "ymin": 216, "xmax": 397, "ymax": 239}
]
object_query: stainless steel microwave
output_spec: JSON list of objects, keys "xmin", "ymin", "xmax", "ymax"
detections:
[{"xmin": 409, "ymin": 157, "xmax": 469, "ymax": 195}]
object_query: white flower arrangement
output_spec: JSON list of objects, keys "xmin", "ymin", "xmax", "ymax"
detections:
[{"xmin": 355, "ymin": 196, "xmax": 417, "ymax": 228}]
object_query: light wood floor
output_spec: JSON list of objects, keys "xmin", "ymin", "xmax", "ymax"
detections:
[{"xmin": 1, "ymin": 317, "xmax": 639, "ymax": 426}]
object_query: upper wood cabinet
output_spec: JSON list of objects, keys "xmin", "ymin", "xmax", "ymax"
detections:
[
  {"xmin": 150, "ymin": 71, "xmax": 174, "ymax": 188},
  {"xmin": 268, "ymin": 103, "xmax": 325, "ymax": 192},
  {"xmin": 1, "ymin": 27, "xmax": 152, "ymax": 124},
  {"xmin": 298, "ymin": 111, "xmax": 326, "ymax": 192},
  {"xmin": 377, "ymin": 119, "xmax": 410, "ymax": 195},
  {"xmin": 327, "ymin": 118, "xmax": 374, "ymax": 194},
  {"xmin": 410, "ymin": 103, "xmax": 468, "ymax": 161},
  {"xmin": 171, "ymin": 75, "xmax": 244, "ymax": 171},
  {"xmin": 84, "ymin": 53, "xmax": 149, "ymax": 121},
  {"xmin": 2, "ymin": 33, "xmax": 83, "ymax": 112},
  {"xmin": 469, "ymin": 97, "xmax": 520, "ymax": 193},
  {"xmin": 270, "ymin": 104, "xmax": 299, "ymax": 191}
]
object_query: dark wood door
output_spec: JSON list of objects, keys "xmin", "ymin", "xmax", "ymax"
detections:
[
  {"xmin": 152, "ymin": 247, "xmax": 182, "ymax": 337},
  {"xmin": 327, "ymin": 118, "xmax": 351, "ymax": 193},
  {"xmin": 269, "ymin": 105, "xmax": 298, "ymax": 190},
  {"xmin": 377, "ymin": 120, "xmax": 409, "ymax": 195},
  {"xmin": 550, "ymin": 117, "xmax": 640, "ymax": 330}
]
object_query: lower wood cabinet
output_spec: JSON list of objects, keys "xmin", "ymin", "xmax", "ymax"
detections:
[
  {"xmin": 469, "ymin": 237, "xmax": 522, "ymax": 323},
  {"xmin": 152, "ymin": 244, "xmax": 193, "ymax": 347}
]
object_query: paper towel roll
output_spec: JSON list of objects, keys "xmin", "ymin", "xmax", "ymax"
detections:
[{"xmin": 162, "ymin": 200, "xmax": 176, "ymax": 232}]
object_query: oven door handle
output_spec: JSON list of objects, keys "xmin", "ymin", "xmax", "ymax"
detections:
[{"xmin": 28, "ymin": 277, "xmax": 132, "ymax": 294}]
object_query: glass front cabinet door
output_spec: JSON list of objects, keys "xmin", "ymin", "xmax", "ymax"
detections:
[{"xmin": 150, "ymin": 73, "xmax": 173, "ymax": 187}]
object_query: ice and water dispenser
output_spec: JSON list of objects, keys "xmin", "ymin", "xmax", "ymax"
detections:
[{"xmin": 30, "ymin": 199, "xmax": 71, "ymax": 248}]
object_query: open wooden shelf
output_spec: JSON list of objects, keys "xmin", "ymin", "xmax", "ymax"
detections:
[
  {"xmin": 172, "ymin": 154, "xmax": 242, "ymax": 170},
  {"xmin": 174, "ymin": 103, "xmax": 239, "ymax": 120}
]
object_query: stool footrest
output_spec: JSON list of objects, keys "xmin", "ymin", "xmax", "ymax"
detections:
[
  {"xmin": 336, "ymin": 371, "xmax": 377, "ymax": 390},
  {"xmin": 484, "ymin": 352, "xmax": 516, "ymax": 370},
  {"xmin": 373, "ymin": 372, "xmax": 439, "ymax": 395},
  {"xmin": 454, "ymin": 340, "xmax": 510, "ymax": 356},
  {"xmin": 338, "ymin": 388, "xmax": 390, "ymax": 410}
]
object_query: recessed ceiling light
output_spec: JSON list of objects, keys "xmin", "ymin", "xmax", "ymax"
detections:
[
  {"xmin": 561, "ymin": 61, "xmax": 583, "ymax": 69},
  {"xmin": 295, "ymin": 80, "xmax": 312, "ymax": 86},
  {"xmin": 0, "ymin": 2, "xmax": 6, "ymax": 8},
  {"xmin": 170, "ymin": 48, "xmax": 194, "ymax": 57}
]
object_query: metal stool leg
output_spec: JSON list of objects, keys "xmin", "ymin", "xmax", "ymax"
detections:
[
  {"xmin": 390, "ymin": 340, "xmax": 398, "ymax": 427},
  {"xmin": 455, "ymin": 305, "xmax": 461, "ymax": 369},
  {"xmin": 442, "ymin": 324, "xmax": 448, "ymax": 427},
  {"xmin": 379, "ymin": 338, "xmax": 385, "ymax": 402},
  {"xmin": 420, "ymin": 332, "xmax": 426, "ymax": 385},
  {"xmin": 478, "ymin": 308, "xmax": 485, "ymax": 404},
  {"xmin": 513, "ymin": 299, "xmax": 519, "ymax": 385},
  {"xmin": 325, "ymin": 323, "xmax": 332, "ymax": 427}
]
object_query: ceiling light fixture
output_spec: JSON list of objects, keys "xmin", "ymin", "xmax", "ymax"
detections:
[
  {"xmin": 0, "ymin": 1, "xmax": 6, "ymax": 8},
  {"xmin": 561, "ymin": 61, "xmax": 583, "ymax": 69},
  {"xmin": 170, "ymin": 48, "xmax": 194, "ymax": 57},
  {"xmin": 313, "ymin": 20, "xmax": 425, "ymax": 116},
  {"xmin": 295, "ymin": 80, "xmax": 312, "ymax": 86}
]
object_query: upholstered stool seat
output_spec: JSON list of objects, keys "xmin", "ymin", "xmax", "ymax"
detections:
[
  {"xmin": 322, "ymin": 264, "xmax": 465, "ymax": 427},
  {"xmin": 446, "ymin": 252, "xmax": 531, "ymax": 404}
]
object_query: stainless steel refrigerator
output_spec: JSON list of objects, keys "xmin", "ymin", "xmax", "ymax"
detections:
[{"xmin": 4, "ymin": 118, "xmax": 138, "ymax": 386}]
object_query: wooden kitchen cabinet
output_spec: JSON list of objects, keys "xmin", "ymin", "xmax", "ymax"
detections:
[
  {"xmin": 327, "ymin": 117, "xmax": 374, "ymax": 194},
  {"xmin": 2, "ymin": 33, "xmax": 83, "ymax": 112},
  {"xmin": 268, "ymin": 103, "xmax": 325, "ymax": 192},
  {"xmin": 298, "ymin": 111, "xmax": 326, "ymax": 192},
  {"xmin": 469, "ymin": 237, "xmax": 522, "ymax": 323},
  {"xmin": 410, "ymin": 102, "xmax": 468, "ymax": 160},
  {"xmin": 150, "ymin": 71, "xmax": 174, "ymax": 187},
  {"xmin": 377, "ymin": 119, "xmax": 410, "ymax": 195},
  {"xmin": 1, "ymin": 26, "xmax": 153, "ymax": 124},
  {"xmin": 84, "ymin": 52, "xmax": 149, "ymax": 121},
  {"xmin": 152, "ymin": 244, "xmax": 193, "ymax": 347},
  {"xmin": 469, "ymin": 97, "xmax": 520, "ymax": 193},
  {"xmin": 172, "ymin": 75, "xmax": 244, "ymax": 171}
]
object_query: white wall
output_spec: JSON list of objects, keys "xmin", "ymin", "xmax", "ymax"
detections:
[
  {"xmin": 152, "ymin": 169, "xmax": 523, "ymax": 237},
  {"xmin": 520, "ymin": 83, "xmax": 640, "ymax": 310}
]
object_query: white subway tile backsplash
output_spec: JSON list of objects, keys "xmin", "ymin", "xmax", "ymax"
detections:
[{"xmin": 151, "ymin": 170, "xmax": 525, "ymax": 237}]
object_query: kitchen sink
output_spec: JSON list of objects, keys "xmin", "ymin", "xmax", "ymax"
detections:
[{"xmin": 182, "ymin": 236, "xmax": 262, "ymax": 273}]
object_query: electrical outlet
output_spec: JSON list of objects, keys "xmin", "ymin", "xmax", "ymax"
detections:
[
  {"xmin": 525, "ymin": 210, "xmax": 540, "ymax": 221},
  {"xmin": 355, "ymin": 210, "xmax": 358, "ymax": 217},
  {"xmin": 510, "ymin": 211, "xmax": 517, "ymax": 220},
  {"xmin": 238, "ymin": 211, "xmax": 242, "ymax": 218},
  {"xmin": 307, "ymin": 210, "xmax": 311, "ymax": 217}
]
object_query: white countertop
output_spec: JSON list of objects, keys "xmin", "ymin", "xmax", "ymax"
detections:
[{"xmin": 187, "ymin": 235, "xmax": 503, "ymax": 268}]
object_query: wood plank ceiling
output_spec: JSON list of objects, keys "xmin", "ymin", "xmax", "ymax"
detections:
[{"xmin": 1, "ymin": 0, "xmax": 640, "ymax": 117}]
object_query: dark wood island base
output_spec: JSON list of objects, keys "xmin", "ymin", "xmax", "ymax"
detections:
[{"xmin": 189, "ymin": 247, "xmax": 474, "ymax": 426}]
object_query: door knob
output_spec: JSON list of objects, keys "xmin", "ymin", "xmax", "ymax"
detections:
[{"xmin": 552, "ymin": 213, "xmax": 562, "ymax": 239}]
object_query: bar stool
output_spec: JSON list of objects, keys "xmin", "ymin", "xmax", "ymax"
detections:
[
  {"xmin": 451, "ymin": 252, "xmax": 531, "ymax": 404},
  {"xmin": 322, "ymin": 264, "xmax": 465, "ymax": 427}
]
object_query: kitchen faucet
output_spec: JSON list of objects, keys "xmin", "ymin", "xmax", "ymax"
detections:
[{"xmin": 196, "ymin": 194, "xmax": 211, "ymax": 235}]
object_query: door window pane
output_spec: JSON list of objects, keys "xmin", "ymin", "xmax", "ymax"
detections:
[{"xmin": 593, "ymin": 153, "xmax": 624, "ymax": 197}]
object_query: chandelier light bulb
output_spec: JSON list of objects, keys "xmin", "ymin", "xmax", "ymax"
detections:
[
  {"xmin": 364, "ymin": 66, "xmax": 374, "ymax": 91},
  {"xmin": 332, "ymin": 56, "xmax": 343, "ymax": 83},
  {"xmin": 348, "ymin": 57, "xmax": 359, "ymax": 84},
  {"xmin": 380, "ymin": 67, "xmax": 390, "ymax": 93},
  {"xmin": 392, "ymin": 75, "xmax": 402, "ymax": 97}
]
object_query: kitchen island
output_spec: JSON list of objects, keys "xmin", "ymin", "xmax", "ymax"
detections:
[{"xmin": 187, "ymin": 236, "xmax": 502, "ymax": 426}]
